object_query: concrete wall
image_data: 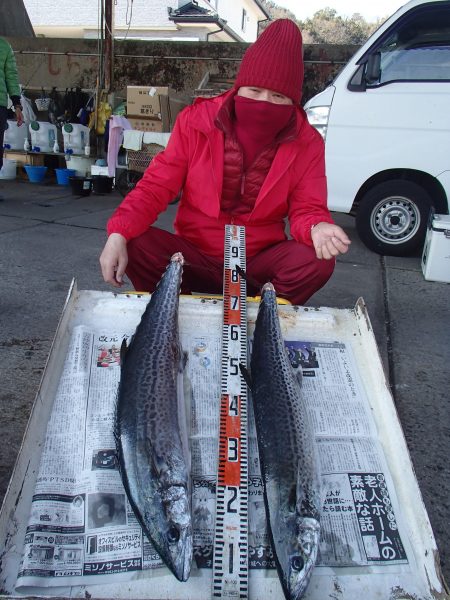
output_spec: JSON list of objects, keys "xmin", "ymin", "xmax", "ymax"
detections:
[{"xmin": 7, "ymin": 36, "xmax": 358, "ymax": 106}]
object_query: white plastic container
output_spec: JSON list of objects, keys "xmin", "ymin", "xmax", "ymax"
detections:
[
  {"xmin": 3, "ymin": 120, "xmax": 28, "ymax": 151},
  {"xmin": 421, "ymin": 214, "xmax": 450, "ymax": 283},
  {"xmin": 62, "ymin": 123, "xmax": 90, "ymax": 156},
  {"xmin": 29, "ymin": 121, "xmax": 57, "ymax": 153},
  {"xmin": 66, "ymin": 155, "xmax": 96, "ymax": 177},
  {"xmin": 0, "ymin": 158, "xmax": 17, "ymax": 180}
]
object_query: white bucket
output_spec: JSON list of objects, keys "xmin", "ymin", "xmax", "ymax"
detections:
[
  {"xmin": 63, "ymin": 123, "xmax": 90, "ymax": 155},
  {"xmin": 29, "ymin": 121, "xmax": 57, "ymax": 153},
  {"xmin": 3, "ymin": 120, "xmax": 28, "ymax": 151},
  {"xmin": 65, "ymin": 155, "xmax": 96, "ymax": 177},
  {"xmin": 0, "ymin": 159, "xmax": 17, "ymax": 180}
]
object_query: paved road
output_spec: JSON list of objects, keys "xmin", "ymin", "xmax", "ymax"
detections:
[{"xmin": 0, "ymin": 178, "xmax": 448, "ymax": 588}]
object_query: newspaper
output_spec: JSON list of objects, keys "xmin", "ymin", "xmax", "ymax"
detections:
[{"xmin": 15, "ymin": 321, "xmax": 410, "ymax": 591}]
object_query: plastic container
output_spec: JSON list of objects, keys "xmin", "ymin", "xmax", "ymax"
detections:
[
  {"xmin": 3, "ymin": 120, "xmax": 28, "ymax": 150},
  {"xmin": 421, "ymin": 213, "xmax": 450, "ymax": 283},
  {"xmin": 66, "ymin": 156, "xmax": 96, "ymax": 177},
  {"xmin": 24, "ymin": 165, "xmax": 47, "ymax": 183},
  {"xmin": 0, "ymin": 159, "xmax": 17, "ymax": 180},
  {"xmin": 92, "ymin": 175, "xmax": 114, "ymax": 194},
  {"xmin": 63, "ymin": 123, "xmax": 90, "ymax": 155},
  {"xmin": 29, "ymin": 121, "xmax": 57, "ymax": 153},
  {"xmin": 69, "ymin": 176, "xmax": 93, "ymax": 197},
  {"xmin": 55, "ymin": 168, "xmax": 76, "ymax": 186}
]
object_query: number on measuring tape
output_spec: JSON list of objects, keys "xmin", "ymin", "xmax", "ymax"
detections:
[
  {"xmin": 212, "ymin": 225, "xmax": 249, "ymax": 599},
  {"xmin": 227, "ymin": 437, "xmax": 239, "ymax": 462},
  {"xmin": 229, "ymin": 395, "xmax": 239, "ymax": 416},
  {"xmin": 230, "ymin": 325, "xmax": 239, "ymax": 341}
]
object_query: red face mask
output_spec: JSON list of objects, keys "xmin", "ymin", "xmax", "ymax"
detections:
[{"xmin": 234, "ymin": 95, "xmax": 295, "ymax": 169}]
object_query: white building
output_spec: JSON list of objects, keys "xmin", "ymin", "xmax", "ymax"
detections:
[{"xmin": 23, "ymin": 0, "xmax": 270, "ymax": 42}]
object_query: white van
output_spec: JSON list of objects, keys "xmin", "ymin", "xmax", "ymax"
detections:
[{"xmin": 304, "ymin": 0, "xmax": 450, "ymax": 256}]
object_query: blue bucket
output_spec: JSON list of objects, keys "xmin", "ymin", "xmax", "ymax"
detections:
[
  {"xmin": 55, "ymin": 168, "xmax": 76, "ymax": 186},
  {"xmin": 24, "ymin": 165, "xmax": 47, "ymax": 183}
]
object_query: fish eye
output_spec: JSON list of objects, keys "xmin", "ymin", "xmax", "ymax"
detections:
[
  {"xmin": 167, "ymin": 525, "xmax": 180, "ymax": 544},
  {"xmin": 291, "ymin": 555, "xmax": 304, "ymax": 572}
]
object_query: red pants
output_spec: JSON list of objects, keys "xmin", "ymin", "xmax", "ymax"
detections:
[{"xmin": 126, "ymin": 227, "xmax": 335, "ymax": 305}]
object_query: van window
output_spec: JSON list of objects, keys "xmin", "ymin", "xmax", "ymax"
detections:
[{"xmin": 368, "ymin": 5, "xmax": 450, "ymax": 84}]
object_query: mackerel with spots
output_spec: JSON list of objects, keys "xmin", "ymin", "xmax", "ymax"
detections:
[
  {"xmin": 115, "ymin": 252, "xmax": 193, "ymax": 582},
  {"xmin": 249, "ymin": 282, "xmax": 321, "ymax": 599}
]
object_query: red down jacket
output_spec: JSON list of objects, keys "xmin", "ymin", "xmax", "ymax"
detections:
[{"xmin": 107, "ymin": 89, "xmax": 334, "ymax": 259}]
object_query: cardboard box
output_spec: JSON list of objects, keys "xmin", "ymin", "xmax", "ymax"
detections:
[
  {"xmin": 5, "ymin": 150, "xmax": 45, "ymax": 167},
  {"xmin": 126, "ymin": 86, "xmax": 190, "ymax": 131},
  {"xmin": 4, "ymin": 150, "xmax": 45, "ymax": 179},
  {"xmin": 421, "ymin": 213, "xmax": 450, "ymax": 283},
  {"xmin": 126, "ymin": 116, "xmax": 165, "ymax": 133}
]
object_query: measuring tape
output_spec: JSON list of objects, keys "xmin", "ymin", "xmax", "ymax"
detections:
[{"xmin": 212, "ymin": 224, "xmax": 249, "ymax": 599}]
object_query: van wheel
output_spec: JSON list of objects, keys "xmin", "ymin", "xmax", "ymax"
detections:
[{"xmin": 356, "ymin": 180, "xmax": 431, "ymax": 256}]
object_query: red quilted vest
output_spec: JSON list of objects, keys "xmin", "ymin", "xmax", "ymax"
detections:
[
  {"xmin": 221, "ymin": 135, "xmax": 277, "ymax": 215},
  {"xmin": 215, "ymin": 94, "xmax": 294, "ymax": 216}
]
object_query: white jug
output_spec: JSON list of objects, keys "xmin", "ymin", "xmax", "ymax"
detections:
[
  {"xmin": 3, "ymin": 120, "xmax": 28, "ymax": 151},
  {"xmin": 63, "ymin": 123, "xmax": 90, "ymax": 156},
  {"xmin": 29, "ymin": 121, "xmax": 57, "ymax": 153}
]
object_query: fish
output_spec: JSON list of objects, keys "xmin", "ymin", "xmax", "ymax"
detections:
[
  {"xmin": 247, "ymin": 282, "xmax": 321, "ymax": 599},
  {"xmin": 114, "ymin": 252, "xmax": 193, "ymax": 582}
]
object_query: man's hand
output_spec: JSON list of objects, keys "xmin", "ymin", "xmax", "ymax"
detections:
[
  {"xmin": 99, "ymin": 233, "xmax": 128, "ymax": 287},
  {"xmin": 15, "ymin": 106, "xmax": 24, "ymax": 127},
  {"xmin": 311, "ymin": 222, "xmax": 351, "ymax": 260}
]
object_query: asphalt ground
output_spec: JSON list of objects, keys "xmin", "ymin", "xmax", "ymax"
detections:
[{"xmin": 0, "ymin": 176, "xmax": 449, "ymax": 589}]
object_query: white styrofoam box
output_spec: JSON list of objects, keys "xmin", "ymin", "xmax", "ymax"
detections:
[
  {"xmin": 0, "ymin": 285, "xmax": 445, "ymax": 599},
  {"xmin": 66, "ymin": 155, "xmax": 96, "ymax": 176},
  {"xmin": 421, "ymin": 213, "xmax": 450, "ymax": 283},
  {"xmin": 91, "ymin": 165, "xmax": 110, "ymax": 176}
]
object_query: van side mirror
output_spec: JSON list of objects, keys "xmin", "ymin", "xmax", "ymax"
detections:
[{"xmin": 365, "ymin": 52, "xmax": 381, "ymax": 84}]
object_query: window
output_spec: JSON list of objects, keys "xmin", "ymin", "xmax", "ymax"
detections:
[{"xmin": 369, "ymin": 5, "xmax": 450, "ymax": 85}]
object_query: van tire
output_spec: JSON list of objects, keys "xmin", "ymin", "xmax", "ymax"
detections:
[{"xmin": 356, "ymin": 180, "xmax": 431, "ymax": 256}]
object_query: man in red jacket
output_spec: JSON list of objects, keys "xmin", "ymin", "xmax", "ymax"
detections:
[{"xmin": 100, "ymin": 19, "xmax": 350, "ymax": 305}]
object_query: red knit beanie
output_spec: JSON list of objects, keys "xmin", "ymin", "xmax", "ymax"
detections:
[{"xmin": 235, "ymin": 19, "xmax": 304, "ymax": 105}]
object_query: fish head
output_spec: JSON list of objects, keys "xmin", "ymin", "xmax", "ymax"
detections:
[
  {"xmin": 161, "ymin": 485, "xmax": 193, "ymax": 581},
  {"xmin": 287, "ymin": 517, "xmax": 320, "ymax": 599}
]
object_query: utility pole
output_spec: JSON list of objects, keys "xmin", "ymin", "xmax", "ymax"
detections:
[{"xmin": 104, "ymin": 0, "xmax": 114, "ymax": 91}]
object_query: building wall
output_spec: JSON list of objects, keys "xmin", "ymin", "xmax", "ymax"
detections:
[
  {"xmin": 7, "ymin": 36, "xmax": 358, "ymax": 105},
  {"xmin": 216, "ymin": 0, "xmax": 266, "ymax": 42},
  {"xmin": 22, "ymin": 0, "xmax": 263, "ymax": 41}
]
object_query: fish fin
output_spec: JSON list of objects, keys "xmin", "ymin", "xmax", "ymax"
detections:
[
  {"xmin": 145, "ymin": 436, "xmax": 163, "ymax": 479},
  {"xmin": 288, "ymin": 483, "xmax": 297, "ymax": 513},
  {"xmin": 181, "ymin": 350, "xmax": 188, "ymax": 372},
  {"xmin": 235, "ymin": 264, "xmax": 247, "ymax": 281},
  {"xmin": 112, "ymin": 386, "xmax": 123, "ymax": 475},
  {"xmin": 239, "ymin": 364, "xmax": 252, "ymax": 390},
  {"xmin": 235, "ymin": 264, "xmax": 262, "ymax": 291},
  {"xmin": 296, "ymin": 462, "xmax": 321, "ymax": 518},
  {"xmin": 178, "ymin": 365, "xmax": 191, "ymax": 479},
  {"xmin": 294, "ymin": 367, "xmax": 303, "ymax": 388},
  {"xmin": 285, "ymin": 346, "xmax": 303, "ymax": 388},
  {"xmin": 120, "ymin": 338, "xmax": 128, "ymax": 365}
]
